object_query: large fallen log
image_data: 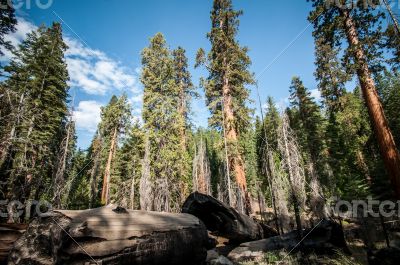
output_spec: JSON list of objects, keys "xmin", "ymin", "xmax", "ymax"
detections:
[
  {"xmin": 8, "ymin": 206, "xmax": 208, "ymax": 265},
  {"xmin": 182, "ymin": 192, "xmax": 270, "ymax": 243},
  {"xmin": 227, "ymin": 219, "xmax": 350, "ymax": 263}
]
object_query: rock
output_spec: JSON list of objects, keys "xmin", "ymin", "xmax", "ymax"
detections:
[
  {"xmin": 228, "ymin": 219, "xmax": 349, "ymax": 263},
  {"xmin": 210, "ymin": 256, "xmax": 233, "ymax": 265},
  {"xmin": 206, "ymin": 250, "xmax": 219, "ymax": 262}
]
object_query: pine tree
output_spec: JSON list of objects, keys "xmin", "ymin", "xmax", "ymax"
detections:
[
  {"xmin": 195, "ymin": 0, "xmax": 254, "ymax": 214},
  {"xmin": 289, "ymin": 77, "xmax": 326, "ymax": 177},
  {"xmin": 52, "ymin": 112, "xmax": 76, "ymax": 208},
  {"xmin": 172, "ymin": 47, "xmax": 195, "ymax": 150},
  {"xmin": 172, "ymin": 46, "xmax": 194, "ymax": 202},
  {"xmin": 376, "ymin": 71, "xmax": 400, "ymax": 147},
  {"xmin": 140, "ymin": 33, "xmax": 190, "ymax": 212},
  {"xmin": 64, "ymin": 149, "xmax": 90, "ymax": 209},
  {"xmin": 0, "ymin": 23, "xmax": 70, "ymax": 206},
  {"xmin": 314, "ymin": 37, "xmax": 349, "ymax": 114},
  {"xmin": 309, "ymin": 0, "xmax": 400, "ymax": 198},
  {"xmin": 98, "ymin": 94, "xmax": 131, "ymax": 205},
  {"xmin": 255, "ymin": 99, "xmax": 281, "ymax": 232},
  {"xmin": 0, "ymin": 0, "xmax": 17, "ymax": 58},
  {"xmin": 112, "ymin": 121, "xmax": 145, "ymax": 209}
]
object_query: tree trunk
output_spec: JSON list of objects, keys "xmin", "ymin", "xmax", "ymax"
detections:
[
  {"xmin": 53, "ymin": 120, "xmax": 72, "ymax": 209},
  {"xmin": 178, "ymin": 80, "xmax": 186, "ymax": 150},
  {"xmin": 101, "ymin": 127, "xmax": 118, "ymax": 204},
  {"xmin": 281, "ymin": 116, "xmax": 303, "ymax": 237},
  {"xmin": 383, "ymin": 0, "xmax": 400, "ymax": 35},
  {"xmin": 267, "ymin": 151, "xmax": 281, "ymax": 234},
  {"xmin": 342, "ymin": 8, "xmax": 400, "ymax": 199},
  {"xmin": 89, "ymin": 144, "xmax": 100, "ymax": 208},
  {"xmin": 222, "ymin": 64, "xmax": 251, "ymax": 215},
  {"xmin": 129, "ymin": 174, "xmax": 135, "ymax": 210}
]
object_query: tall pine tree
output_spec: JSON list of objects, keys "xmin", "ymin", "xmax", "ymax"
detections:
[
  {"xmin": 141, "ymin": 33, "xmax": 191, "ymax": 212},
  {"xmin": 0, "ymin": 23, "xmax": 70, "ymax": 214},
  {"xmin": 195, "ymin": 0, "xmax": 254, "ymax": 214},
  {"xmin": 309, "ymin": 0, "xmax": 400, "ymax": 198}
]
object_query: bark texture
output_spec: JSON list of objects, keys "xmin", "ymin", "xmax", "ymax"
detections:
[
  {"xmin": 8, "ymin": 206, "xmax": 208, "ymax": 265},
  {"xmin": 101, "ymin": 128, "xmax": 118, "ymax": 204},
  {"xmin": 341, "ymin": 8, "xmax": 400, "ymax": 199},
  {"xmin": 182, "ymin": 192, "xmax": 271, "ymax": 243}
]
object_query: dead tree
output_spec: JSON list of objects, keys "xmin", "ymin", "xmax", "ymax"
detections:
[
  {"xmin": 192, "ymin": 138, "xmax": 212, "ymax": 195},
  {"xmin": 278, "ymin": 113, "xmax": 306, "ymax": 237}
]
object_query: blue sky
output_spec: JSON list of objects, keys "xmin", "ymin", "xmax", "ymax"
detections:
[{"xmin": 4, "ymin": 0, "xmax": 351, "ymax": 148}]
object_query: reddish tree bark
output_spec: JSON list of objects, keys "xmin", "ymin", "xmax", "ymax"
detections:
[{"xmin": 342, "ymin": 8, "xmax": 400, "ymax": 199}]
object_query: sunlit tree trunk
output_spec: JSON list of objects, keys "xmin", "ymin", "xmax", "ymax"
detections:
[
  {"xmin": 222, "ymin": 61, "xmax": 251, "ymax": 214},
  {"xmin": 342, "ymin": 8, "xmax": 400, "ymax": 199},
  {"xmin": 101, "ymin": 127, "xmax": 117, "ymax": 204}
]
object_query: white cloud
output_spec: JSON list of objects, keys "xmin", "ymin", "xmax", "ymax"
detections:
[
  {"xmin": 65, "ymin": 37, "xmax": 138, "ymax": 96},
  {"xmin": 2, "ymin": 18, "xmax": 140, "ymax": 96},
  {"xmin": 130, "ymin": 93, "xmax": 143, "ymax": 104},
  {"xmin": 3, "ymin": 17, "xmax": 144, "ymax": 145},
  {"xmin": 310, "ymin": 88, "xmax": 322, "ymax": 101},
  {"xmin": 73, "ymin": 100, "xmax": 103, "ymax": 133},
  {"xmin": 1, "ymin": 17, "xmax": 36, "ymax": 61}
]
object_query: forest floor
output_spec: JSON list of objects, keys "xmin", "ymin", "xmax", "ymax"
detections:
[{"xmin": 212, "ymin": 209, "xmax": 399, "ymax": 265}]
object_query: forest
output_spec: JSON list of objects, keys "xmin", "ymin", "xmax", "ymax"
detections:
[{"xmin": 1, "ymin": 0, "xmax": 400, "ymax": 264}]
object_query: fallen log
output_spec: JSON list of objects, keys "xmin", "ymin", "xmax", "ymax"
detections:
[
  {"xmin": 182, "ymin": 192, "xmax": 268, "ymax": 243},
  {"xmin": 8, "ymin": 206, "xmax": 208, "ymax": 265},
  {"xmin": 228, "ymin": 219, "xmax": 350, "ymax": 263}
]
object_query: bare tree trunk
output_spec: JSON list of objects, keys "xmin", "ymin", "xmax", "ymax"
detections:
[
  {"xmin": 342, "ymin": 8, "xmax": 400, "ymax": 199},
  {"xmin": 89, "ymin": 141, "xmax": 101, "ymax": 208},
  {"xmin": 192, "ymin": 138, "xmax": 212, "ymax": 195},
  {"xmin": 101, "ymin": 127, "xmax": 117, "ymax": 204},
  {"xmin": 53, "ymin": 119, "xmax": 72, "ymax": 209},
  {"xmin": 383, "ymin": 0, "xmax": 400, "ymax": 34},
  {"xmin": 0, "ymin": 93, "xmax": 24, "ymax": 166},
  {"xmin": 267, "ymin": 151, "xmax": 281, "ymax": 234},
  {"xmin": 130, "ymin": 175, "xmax": 135, "ymax": 210},
  {"xmin": 140, "ymin": 137, "xmax": 153, "ymax": 211},
  {"xmin": 279, "ymin": 114, "xmax": 305, "ymax": 237}
]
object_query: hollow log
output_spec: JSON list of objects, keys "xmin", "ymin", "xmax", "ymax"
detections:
[
  {"xmin": 8, "ymin": 206, "xmax": 208, "ymax": 265},
  {"xmin": 227, "ymin": 219, "xmax": 350, "ymax": 263},
  {"xmin": 182, "ymin": 192, "xmax": 268, "ymax": 243}
]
